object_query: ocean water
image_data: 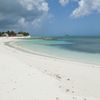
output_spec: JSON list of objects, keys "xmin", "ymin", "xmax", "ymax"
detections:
[{"xmin": 13, "ymin": 37, "xmax": 100, "ymax": 65}]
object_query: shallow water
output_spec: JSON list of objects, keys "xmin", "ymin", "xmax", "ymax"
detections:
[{"xmin": 14, "ymin": 37, "xmax": 100, "ymax": 65}]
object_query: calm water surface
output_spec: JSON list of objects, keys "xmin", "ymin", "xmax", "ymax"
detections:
[{"xmin": 14, "ymin": 37, "xmax": 100, "ymax": 65}]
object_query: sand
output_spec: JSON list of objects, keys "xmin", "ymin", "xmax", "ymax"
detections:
[{"xmin": 0, "ymin": 37, "xmax": 100, "ymax": 100}]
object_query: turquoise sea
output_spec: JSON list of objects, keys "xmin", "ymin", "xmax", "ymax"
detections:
[{"xmin": 14, "ymin": 36, "xmax": 100, "ymax": 65}]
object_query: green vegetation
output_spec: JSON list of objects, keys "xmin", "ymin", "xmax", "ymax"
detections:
[
  {"xmin": 18, "ymin": 32, "xmax": 30, "ymax": 36},
  {"xmin": 0, "ymin": 31, "xmax": 30, "ymax": 37}
]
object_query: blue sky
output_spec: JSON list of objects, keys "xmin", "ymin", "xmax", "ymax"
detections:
[
  {"xmin": 0, "ymin": 0, "xmax": 100, "ymax": 36},
  {"xmin": 39, "ymin": 0, "xmax": 100, "ymax": 36}
]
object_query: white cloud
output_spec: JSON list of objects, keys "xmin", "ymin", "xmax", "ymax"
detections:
[
  {"xmin": 58, "ymin": 0, "xmax": 100, "ymax": 17},
  {"xmin": 0, "ymin": 0, "xmax": 49, "ymax": 31},
  {"xmin": 18, "ymin": 17, "xmax": 28, "ymax": 27},
  {"xmin": 59, "ymin": 0, "xmax": 69, "ymax": 6},
  {"xmin": 17, "ymin": 0, "xmax": 49, "ymax": 28},
  {"xmin": 38, "ymin": 2, "xmax": 49, "ymax": 12},
  {"xmin": 32, "ymin": 17, "xmax": 42, "ymax": 28},
  {"xmin": 72, "ymin": 0, "xmax": 100, "ymax": 18},
  {"xmin": 18, "ymin": 0, "xmax": 49, "ymax": 12},
  {"xmin": 0, "ymin": 0, "xmax": 100, "ymax": 31}
]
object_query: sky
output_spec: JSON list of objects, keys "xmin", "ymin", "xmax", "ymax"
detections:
[{"xmin": 0, "ymin": 0, "xmax": 100, "ymax": 36}]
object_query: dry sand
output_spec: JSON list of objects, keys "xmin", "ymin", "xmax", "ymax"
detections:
[{"xmin": 0, "ymin": 37, "xmax": 100, "ymax": 100}]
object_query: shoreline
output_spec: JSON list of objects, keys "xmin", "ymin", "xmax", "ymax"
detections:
[
  {"xmin": 0, "ymin": 37, "xmax": 100, "ymax": 100},
  {"xmin": 5, "ymin": 39, "xmax": 100, "ymax": 68}
]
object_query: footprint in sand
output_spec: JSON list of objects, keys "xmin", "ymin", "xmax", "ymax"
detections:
[
  {"xmin": 72, "ymin": 90, "xmax": 75, "ymax": 93},
  {"xmin": 56, "ymin": 97, "xmax": 59, "ymax": 100},
  {"xmin": 56, "ymin": 74, "xmax": 62, "ymax": 80},
  {"xmin": 72, "ymin": 97, "xmax": 77, "ymax": 100},
  {"xmin": 66, "ymin": 89, "xmax": 70, "ymax": 92},
  {"xmin": 67, "ymin": 78, "xmax": 70, "ymax": 81}
]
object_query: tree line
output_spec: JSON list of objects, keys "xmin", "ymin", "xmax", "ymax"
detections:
[{"xmin": 0, "ymin": 31, "xmax": 30, "ymax": 37}]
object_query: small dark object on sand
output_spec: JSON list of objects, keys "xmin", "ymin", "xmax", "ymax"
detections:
[
  {"xmin": 56, "ymin": 74, "xmax": 62, "ymax": 79},
  {"xmin": 66, "ymin": 89, "xmax": 70, "ymax": 92},
  {"xmin": 56, "ymin": 97, "xmax": 59, "ymax": 100},
  {"xmin": 72, "ymin": 91, "xmax": 75, "ymax": 93},
  {"xmin": 67, "ymin": 78, "xmax": 70, "ymax": 81},
  {"xmin": 72, "ymin": 97, "xmax": 77, "ymax": 100}
]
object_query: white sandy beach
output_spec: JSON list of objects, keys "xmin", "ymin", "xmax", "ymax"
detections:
[{"xmin": 0, "ymin": 37, "xmax": 100, "ymax": 100}]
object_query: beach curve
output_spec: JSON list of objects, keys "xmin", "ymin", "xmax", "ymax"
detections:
[{"xmin": 0, "ymin": 37, "xmax": 100, "ymax": 100}]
